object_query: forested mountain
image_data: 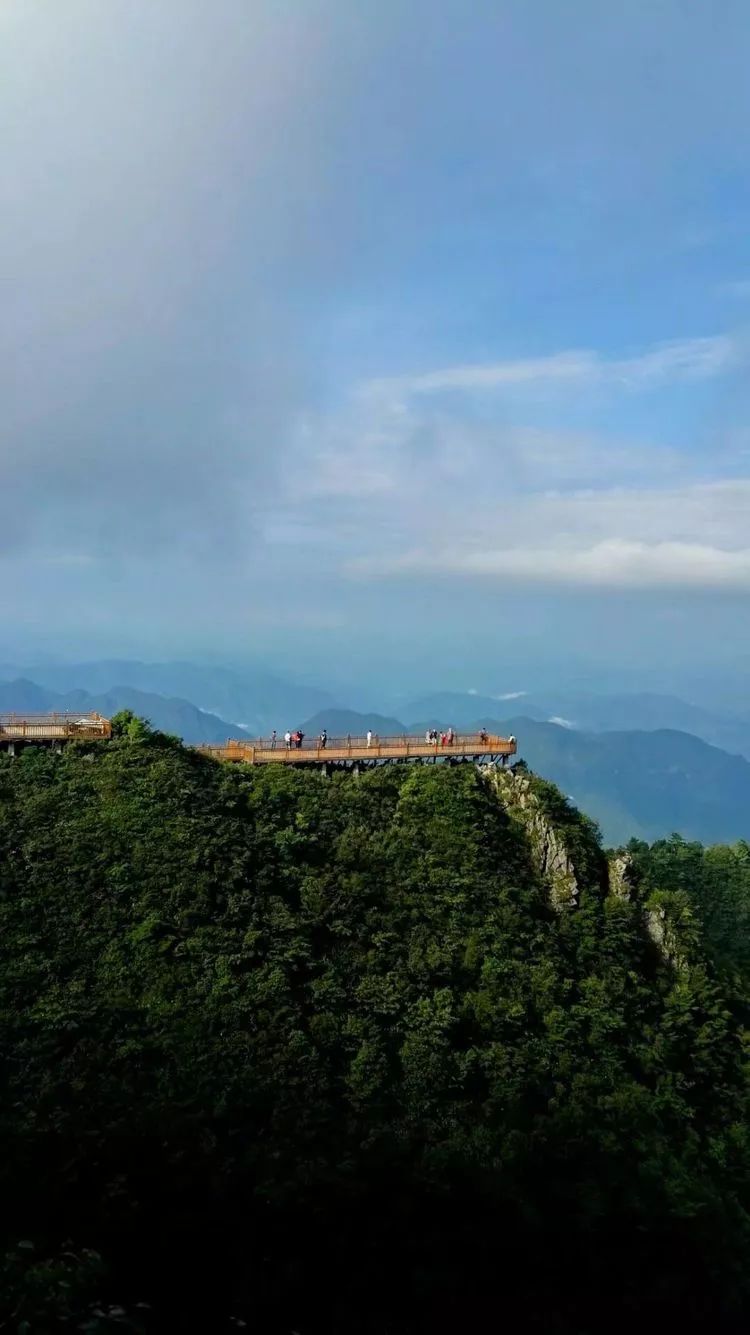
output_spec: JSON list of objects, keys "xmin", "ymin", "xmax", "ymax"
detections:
[
  {"xmin": 299, "ymin": 708, "xmax": 750, "ymax": 845},
  {"xmin": 3, "ymin": 678, "xmax": 748, "ymax": 841},
  {"xmin": 627, "ymin": 834, "xmax": 750, "ymax": 976},
  {"xmin": 2, "ymin": 720, "xmax": 750, "ymax": 1330},
  {"xmin": 487, "ymin": 715, "xmax": 750, "ymax": 845},
  {"xmin": 5, "ymin": 664, "xmax": 750, "ymax": 824}
]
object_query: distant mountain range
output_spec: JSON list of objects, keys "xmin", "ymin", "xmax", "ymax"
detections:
[
  {"xmin": 302, "ymin": 709, "xmax": 407, "ymax": 737},
  {"xmin": 484, "ymin": 715, "xmax": 750, "ymax": 847},
  {"xmin": 301, "ymin": 705, "xmax": 750, "ymax": 846},
  {"xmin": 400, "ymin": 690, "xmax": 750, "ymax": 762},
  {"xmin": 0, "ymin": 679, "xmax": 247, "ymax": 744},
  {"xmin": 0, "ymin": 661, "xmax": 332, "ymax": 735},
  {"xmin": 2, "ymin": 660, "xmax": 750, "ymax": 844}
]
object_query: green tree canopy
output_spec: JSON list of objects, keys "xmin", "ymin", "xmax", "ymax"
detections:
[{"xmin": 1, "ymin": 729, "xmax": 750, "ymax": 1331}]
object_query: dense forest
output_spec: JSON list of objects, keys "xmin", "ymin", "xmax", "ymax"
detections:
[{"xmin": 2, "ymin": 717, "xmax": 750, "ymax": 1331}]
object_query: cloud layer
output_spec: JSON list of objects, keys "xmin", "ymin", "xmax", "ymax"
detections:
[
  {"xmin": 2, "ymin": 0, "xmax": 750, "ymax": 670},
  {"xmin": 287, "ymin": 339, "xmax": 750, "ymax": 594},
  {"xmin": 370, "ymin": 335, "xmax": 737, "ymax": 397},
  {"xmin": 356, "ymin": 539, "xmax": 750, "ymax": 590}
]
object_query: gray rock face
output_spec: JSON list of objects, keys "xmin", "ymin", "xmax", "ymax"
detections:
[
  {"xmin": 487, "ymin": 768, "xmax": 579, "ymax": 909},
  {"xmin": 607, "ymin": 852, "xmax": 687, "ymax": 967},
  {"xmin": 608, "ymin": 852, "xmax": 637, "ymax": 901},
  {"xmin": 645, "ymin": 903, "xmax": 686, "ymax": 970}
]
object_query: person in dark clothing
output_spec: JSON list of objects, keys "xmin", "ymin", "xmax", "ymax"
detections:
[{"xmin": 319, "ymin": 729, "xmax": 327, "ymax": 749}]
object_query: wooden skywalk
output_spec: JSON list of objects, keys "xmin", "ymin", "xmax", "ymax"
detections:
[
  {"xmin": 0, "ymin": 715, "xmax": 517, "ymax": 768},
  {"xmin": 197, "ymin": 732, "xmax": 517, "ymax": 766},
  {"xmin": 0, "ymin": 712, "xmax": 111, "ymax": 742}
]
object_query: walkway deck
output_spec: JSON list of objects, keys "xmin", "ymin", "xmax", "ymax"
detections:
[
  {"xmin": 0, "ymin": 717, "xmax": 517, "ymax": 768},
  {"xmin": 197, "ymin": 732, "xmax": 517, "ymax": 766},
  {"xmin": 0, "ymin": 712, "xmax": 111, "ymax": 743}
]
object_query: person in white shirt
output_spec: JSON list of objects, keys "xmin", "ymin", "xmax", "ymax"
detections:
[{"xmin": 366, "ymin": 730, "xmax": 373, "ymax": 748}]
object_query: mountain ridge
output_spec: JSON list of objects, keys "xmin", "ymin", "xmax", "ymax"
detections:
[
  {"xmin": 2, "ymin": 727, "xmax": 750, "ymax": 1328},
  {"xmin": 2, "ymin": 668, "xmax": 750, "ymax": 843},
  {"xmin": 0, "ymin": 660, "xmax": 332, "ymax": 734},
  {"xmin": 0, "ymin": 678, "xmax": 248, "ymax": 744},
  {"xmin": 297, "ymin": 707, "xmax": 750, "ymax": 845}
]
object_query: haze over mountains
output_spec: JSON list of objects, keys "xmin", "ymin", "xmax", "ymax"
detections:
[
  {"xmin": 401, "ymin": 690, "xmax": 750, "ymax": 760},
  {"xmin": 2, "ymin": 658, "xmax": 750, "ymax": 845},
  {"xmin": 0, "ymin": 661, "xmax": 332, "ymax": 733},
  {"xmin": 0, "ymin": 678, "xmax": 249, "ymax": 745}
]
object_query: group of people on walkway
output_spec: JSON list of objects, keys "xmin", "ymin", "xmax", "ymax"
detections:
[
  {"xmin": 268, "ymin": 728, "xmax": 328, "ymax": 750},
  {"xmin": 263, "ymin": 727, "xmax": 510, "ymax": 754},
  {"xmin": 425, "ymin": 727, "xmax": 455, "ymax": 747},
  {"xmin": 272, "ymin": 729, "xmax": 305, "ymax": 750},
  {"xmin": 266, "ymin": 728, "xmax": 382, "ymax": 751}
]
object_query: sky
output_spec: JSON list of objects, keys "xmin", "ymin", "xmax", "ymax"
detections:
[{"xmin": 2, "ymin": 0, "xmax": 750, "ymax": 701}]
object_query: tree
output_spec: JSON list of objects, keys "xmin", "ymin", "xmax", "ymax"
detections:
[{"xmin": 1, "ymin": 729, "xmax": 750, "ymax": 1330}]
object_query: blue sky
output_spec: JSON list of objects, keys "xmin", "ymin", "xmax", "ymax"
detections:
[{"xmin": 2, "ymin": 0, "xmax": 750, "ymax": 700}]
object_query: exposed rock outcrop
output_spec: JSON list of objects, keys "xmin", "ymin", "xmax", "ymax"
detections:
[
  {"xmin": 645, "ymin": 901, "xmax": 687, "ymax": 970},
  {"xmin": 487, "ymin": 767, "xmax": 579, "ymax": 909},
  {"xmin": 608, "ymin": 852, "xmax": 637, "ymax": 901}
]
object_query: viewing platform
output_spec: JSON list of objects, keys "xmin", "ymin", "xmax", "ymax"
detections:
[
  {"xmin": 197, "ymin": 732, "xmax": 517, "ymax": 768},
  {"xmin": 0, "ymin": 712, "xmax": 111, "ymax": 751},
  {"xmin": 0, "ymin": 716, "xmax": 518, "ymax": 770}
]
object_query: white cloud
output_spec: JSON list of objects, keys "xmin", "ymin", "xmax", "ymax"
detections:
[
  {"xmin": 289, "ymin": 333, "xmax": 742, "ymax": 524},
  {"xmin": 353, "ymin": 537, "xmax": 750, "ymax": 590},
  {"xmin": 611, "ymin": 336, "xmax": 736, "ymax": 384},
  {"xmin": 367, "ymin": 334, "xmax": 736, "ymax": 399},
  {"xmin": 281, "ymin": 333, "xmax": 750, "ymax": 596},
  {"xmin": 387, "ymin": 351, "xmax": 598, "ymax": 394}
]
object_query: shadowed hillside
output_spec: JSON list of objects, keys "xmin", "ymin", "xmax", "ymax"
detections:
[{"xmin": 1, "ymin": 720, "xmax": 750, "ymax": 1330}]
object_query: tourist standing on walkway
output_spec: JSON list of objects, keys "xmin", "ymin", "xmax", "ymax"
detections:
[
  {"xmin": 284, "ymin": 730, "xmax": 291, "ymax": 749},
  {"xmin": 271, "ymin": 730, "xmax": 277, "ymax": 749},
  {"xmin": 366, "ymin": 729, "xmax": 373, "ymax": 748}
]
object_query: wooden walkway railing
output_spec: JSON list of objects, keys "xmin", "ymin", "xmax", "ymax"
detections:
[
  {"xmin": 0, "ymin": 712, "xmax": 111, "ymax": 740},
  {"xmin": 0, "ymin": 717, "xmax": 517, "ymax": 767},
  {"xmin": 197, "ymin": 732, "xmax": 517, "ymax": 766}
]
